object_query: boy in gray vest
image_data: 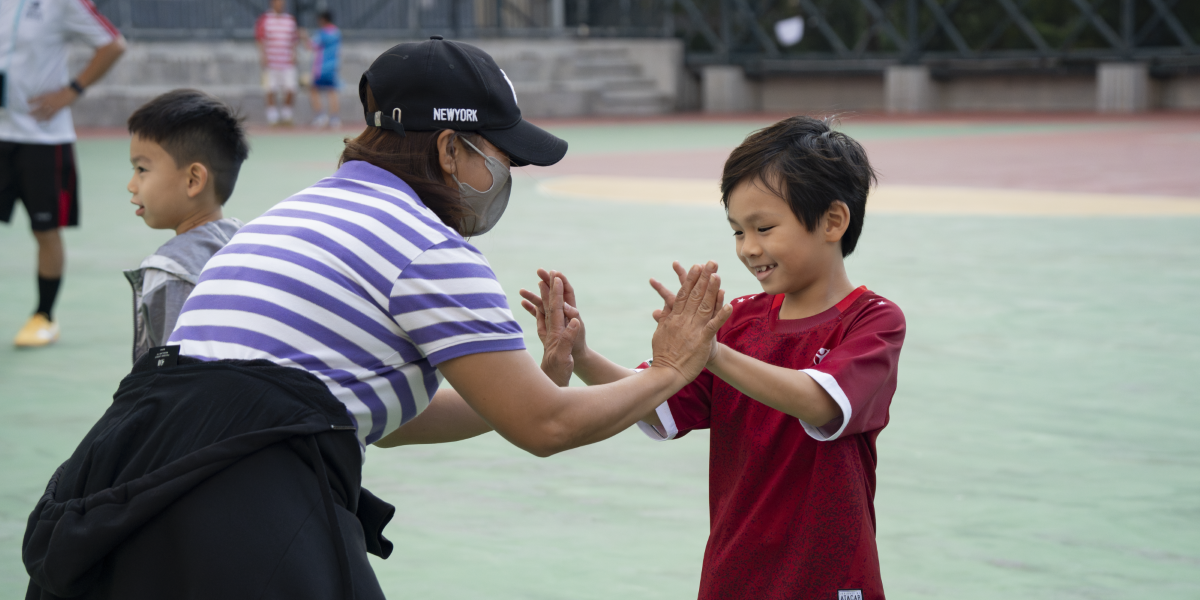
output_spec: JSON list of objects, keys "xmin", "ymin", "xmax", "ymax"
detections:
[{"xmin": 123, "ymin": 90, "xmax": 249, "ymax": 362}]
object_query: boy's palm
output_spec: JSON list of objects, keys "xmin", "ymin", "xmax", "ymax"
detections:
[{"xmin": 519, "ymin": 269, "xmax": 583, "ymax": 386}]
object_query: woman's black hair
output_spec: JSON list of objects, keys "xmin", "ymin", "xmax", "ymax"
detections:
[{"xmin": 340, "ymin": 86, "xmax": 475, "ymax": 234}]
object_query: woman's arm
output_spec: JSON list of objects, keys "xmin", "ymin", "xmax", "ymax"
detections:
[
  {"xmin": 441, "ymin": 263, "xmax": 729, "ymax": 457},
  {"xmin": 373, "ymin": 388, "xmax": 493, "ymax": 447}
]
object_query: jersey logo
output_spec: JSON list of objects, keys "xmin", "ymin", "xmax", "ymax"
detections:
[
  {"xmin": 26, "ymin": 0, "xmax": 44, "ymax": 19},
  {"xmin": 433, "ymin": 108, "xmax": 479, "ymax": 122},
  {"xmin": 838, "ymin": 591, "xmax": 863, "ymax": 600},
  {"xmin": 813, "ymin": 348, "xmax": 829, "ymax": 365}
]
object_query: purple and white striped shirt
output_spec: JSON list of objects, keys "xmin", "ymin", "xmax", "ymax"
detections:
[{"xmin": 169, "ymin": 161, "xmax": 525, "ymax": 447}]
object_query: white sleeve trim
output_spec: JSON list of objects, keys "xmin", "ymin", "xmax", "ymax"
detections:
[
  {"xmin": 799, "ymin": 369, "xmax": 852, "ymax": 442},
  {"xmin": 632, "ymin": 362, "xmax": 679, "ymax": 441},
  {"xmin": 636, "ymin": 401, "xmax": 679, "ymax": 441}
]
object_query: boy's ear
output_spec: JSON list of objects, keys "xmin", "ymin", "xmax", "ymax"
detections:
[
  {"xmin": 185, "ymin": 163, "xmax": 210, "ymax": 200},
  {"xmin": 824, "ymin": 201, "xmax": 850, "ymax": 242}
]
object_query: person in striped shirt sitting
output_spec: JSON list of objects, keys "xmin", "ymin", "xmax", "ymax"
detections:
[{"xmin": 169, "ymin": 37, "xmax": 731, "ymax": 461}]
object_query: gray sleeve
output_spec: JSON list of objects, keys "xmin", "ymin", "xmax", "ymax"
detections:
[{"xmin": 142, "ymin": 276, "xmax": 196, "ymax": 347}]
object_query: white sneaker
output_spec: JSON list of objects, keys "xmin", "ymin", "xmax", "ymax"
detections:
[
  {"xmin": 329, "ymin": 116, "xmax": 341, "ymax": 129},
  {"xmin": 281, "ymin": 107, "xmax": 294, "ymax": 126},
  {"xmin": 266, "ymin": 106, "xmax": 280, "ymax": 125},
  {"xmin": 312, "ymin": 113, "xmax": 329, "ymax": 128}
]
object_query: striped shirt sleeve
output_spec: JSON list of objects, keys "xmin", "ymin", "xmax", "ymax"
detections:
[{"xmin": 389, "ymin": 239, "xmax": 524, "ymax": 366}]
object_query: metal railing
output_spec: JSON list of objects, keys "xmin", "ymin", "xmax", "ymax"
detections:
[
  {"xmin": 675, "ymin": 0, "xmax": 1199, "ymax": 74},
  {"xmin": 92, "ymin": 0, "xmax": 673, "ymax": 39},
  {"xmin": 93, "ymin": 0, "xmax": 1198, "ymax": 73}
]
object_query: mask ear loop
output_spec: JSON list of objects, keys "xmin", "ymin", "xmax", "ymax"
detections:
[
  {"xmin": 459, "ymin": 137, "xmax": 509, "ymax": 172},
  {"xmin": 459, "ymin": 136, "xmax": 486, "ymax": 157}
]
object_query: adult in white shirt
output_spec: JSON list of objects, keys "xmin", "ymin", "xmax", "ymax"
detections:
[{"xmin": 0, "ymin": 0, "xmax": 125, "ymax": 347}]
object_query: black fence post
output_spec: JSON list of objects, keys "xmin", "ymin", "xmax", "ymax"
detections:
[
  {"xmin": 720, "ymin": 0, "xmax": 731, "ymax": 63},
  {"xmin": 1122, "ymin": 0, "xmax": 1135, "ymax": 58},
  {"xmin": 907, "ymin": 0, "xmax": 919, "ymax": 63}
]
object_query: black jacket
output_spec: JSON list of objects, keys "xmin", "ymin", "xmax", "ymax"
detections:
[{"xmin": 23, "ymin": 353, "xmax": 394, "ymax": 600}]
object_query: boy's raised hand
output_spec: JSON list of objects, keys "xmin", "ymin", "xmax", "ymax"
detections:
[
  {"xmin": 519, "ymin": 269, "xmax": 583, "ymax": 387},
  {"xmin": 650, "ymin": 261, "xmax": 732, "ymax": 384},
  {"xmin": 649, "ymin": 261, "xmax": 689, "ymax": 323}
]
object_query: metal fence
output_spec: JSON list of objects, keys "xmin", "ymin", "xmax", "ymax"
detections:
[
  {"xmin": 677, "ymin": 0, "xmax": 1199, "ymax": 74},
  {"xmin": 93, "ymin": 0, "xmax": 1198, "ymax": 72},
  {"xmin": 92, "ymin": 0, "xmax": 673, "ymax": 39}
]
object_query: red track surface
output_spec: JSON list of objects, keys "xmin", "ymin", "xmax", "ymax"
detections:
[
  {"xmin": 534, "ymin": 113, "xmax": 1200, "ymax": 198},
  {"xmin": 81, "ymin": 112, "xmax": 1200, "ymax": 197}
]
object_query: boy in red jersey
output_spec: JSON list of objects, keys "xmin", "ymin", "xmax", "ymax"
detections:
[{"xmin": 522, "ymin": 116, "xmax": 904, "ymax": 600}]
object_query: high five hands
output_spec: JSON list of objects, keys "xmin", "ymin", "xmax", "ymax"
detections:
[
  {"xmin": 519, "ymin": 270, "xmax": 583, "ymax": 387},
  {"xmin": 648, "ymin": 261, "xmax": 731, "ymax": 383},
  {"xmin": 520, "ymin": 262, "xmax": 732, "ymax": 388}
]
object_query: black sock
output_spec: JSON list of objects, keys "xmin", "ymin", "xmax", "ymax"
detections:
[{"xmin": 36, "ymin": 276, "xmax": 61, "ymax": 321}]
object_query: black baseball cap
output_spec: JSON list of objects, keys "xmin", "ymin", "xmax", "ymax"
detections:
[{"xmin": 359, "ymin": 36, "xmax": 568, "ymax": 167}]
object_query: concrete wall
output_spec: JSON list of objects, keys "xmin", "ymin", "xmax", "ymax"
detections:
[
  {"xmin": 69, "ymin": 40, "xmax": 1200, "ymax": 126},
  {"xmin": 756, "ymin": 70, "xmax": 1200, "ymax": 114},
  {"xmin": 760, "ymin": 75, "xmax": 884, "ymax": 114},
  {"xmin": 69, "ymin": 38, "xmax": 686, "ymax": 127},
  {"xmin": 939, "ymin": 74, "xmax": 1095, "ymax": 112},
  {"xmin": 1160, "ymin": 75, "xmax": 1200, "ymax": 110}
]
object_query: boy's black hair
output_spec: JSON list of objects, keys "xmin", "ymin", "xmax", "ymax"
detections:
[
  {"xmin": 318, "ymin": 10, "xmax": 333, "ymax": 23},
  {"xmin": 127, "ymin": 89, "xmax": 249, "ymax": 205},
  {"xmin": 721, "ymin": 116, "xmax": 876, "ymax": 257}
]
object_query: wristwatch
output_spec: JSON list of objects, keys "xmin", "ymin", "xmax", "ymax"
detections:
[{"xmin": 69, "ymin": 79, "xmax": 85, "ymax": 96}]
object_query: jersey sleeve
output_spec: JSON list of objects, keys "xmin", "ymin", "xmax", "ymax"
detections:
[
  {"xmin": 388, "ymin": 239, "xmax": 525, "ymax": 366},
  {"xmin": 63, "ymin": 0, "xmax": 119, "ymax": 47},
  {"xmin": 799, "ymin": 300, "xmax": 905, "ymax": 441},
  {"xmin": 254, "ymin": 15, "xmax": 267, "ymax": 42},
  {"xmin": 636, "ymin": 366, "xmax": 714, "ymax": 441}
]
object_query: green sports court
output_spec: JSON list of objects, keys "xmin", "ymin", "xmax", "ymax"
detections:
[{"xmin": 2, "ymin": 115, "xmax": 1198, "ymax": 598}]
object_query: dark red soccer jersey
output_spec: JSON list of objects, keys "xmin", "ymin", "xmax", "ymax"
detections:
[{"xmin": 644, "ymin": 286, "xmax": 905, "ymax": 600}]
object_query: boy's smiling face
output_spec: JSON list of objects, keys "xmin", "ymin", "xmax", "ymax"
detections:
[
  {"xmin": 127, "ymin": 135, "xmax": 195, "ymax": 231},
  {"xmin": 727, "ymin": 177, "xmax": 831, "ymax": 297}
]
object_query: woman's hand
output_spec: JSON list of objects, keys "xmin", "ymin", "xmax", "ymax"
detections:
[
  {"xmin": 649, "ymin": 261, "xmax": 724, "ymax": 366},
  {"xmin": 519, "ymin": 270, "xmax": 579, "ymax": 387},
  {"xmin": 649, "ymin": 261, "xmax": 731, "ymax": 384}
]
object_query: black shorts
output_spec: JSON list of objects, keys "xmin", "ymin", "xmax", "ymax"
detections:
[{"xmin": 0, "ymin": 141, "xmax": 79, "ymax": 231}]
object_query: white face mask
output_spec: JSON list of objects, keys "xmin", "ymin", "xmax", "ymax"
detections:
[{"xmin": 453, "ymin": 137, "xmax": 512, "ymax": 236}]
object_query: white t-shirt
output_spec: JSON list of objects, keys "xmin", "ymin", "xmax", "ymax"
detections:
[{"xmin": 0, "ymin": 0, "xmax": 119, "ymax": 144}]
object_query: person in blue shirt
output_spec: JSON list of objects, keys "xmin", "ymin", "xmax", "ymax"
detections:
[{"xmin": 307, "ymin": 10, "xmax": 341, "ymax": 128}]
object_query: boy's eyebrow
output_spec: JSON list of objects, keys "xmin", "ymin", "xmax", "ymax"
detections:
[{"xmin": 729, "ymin": 210, "xmax": 771, "ymax": 224}]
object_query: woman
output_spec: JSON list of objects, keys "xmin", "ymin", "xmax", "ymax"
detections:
[
  {"xmin": 169, "ymin": 36, "xmax": 727, "ymax": 457},
  {"xmin": 23, "ymin": 38, "xmax": 728, "ymax": 600}
]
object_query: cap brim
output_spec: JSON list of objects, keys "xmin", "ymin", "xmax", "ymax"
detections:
[{"xmin": 480, "ymin": 118, "xmax": 568, "ymax": 167}]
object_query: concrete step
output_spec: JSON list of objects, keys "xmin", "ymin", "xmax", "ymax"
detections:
[
  {"xmin": 571, "ymin": 46, "xmax": 632, "ymax": 60},
  {"xmin": 554, "ymin": 77, "xmax": 659, "ymax": 93},
  {"xmin": 572, "ymin": 62, "xmax": 641, "ymax": 79},
  {"xmin": 594, "ymin": 88, "xmax": 673, "ymax": 116},
  {"xmin": 66, "ymin": 39, "xmax": 685, "ymax": 124}
]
